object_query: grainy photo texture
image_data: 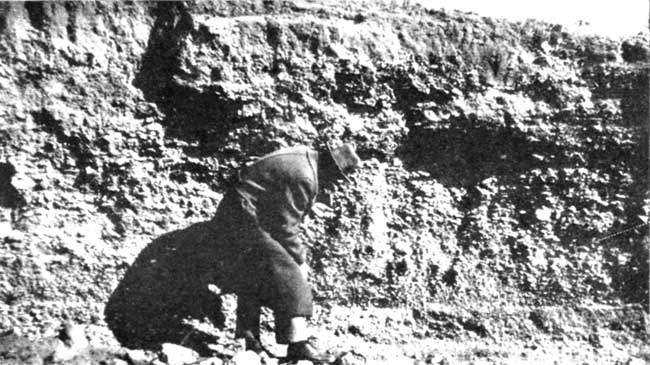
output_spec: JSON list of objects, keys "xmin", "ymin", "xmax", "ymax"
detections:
[{"xmin": 0, "ymin": 1, "xmax": 648, "ymax": 364}]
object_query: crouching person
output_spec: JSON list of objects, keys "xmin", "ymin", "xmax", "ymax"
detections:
[{"xmin": 210, "ymin": 143, "xmax": 361, "ymax": 363}]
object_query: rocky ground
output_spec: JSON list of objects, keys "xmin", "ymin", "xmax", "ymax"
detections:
[{"xmin": 0, "ymin": 1, "xmax": 648, "ymax": 364}]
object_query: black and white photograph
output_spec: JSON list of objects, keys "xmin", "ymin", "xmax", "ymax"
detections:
[{"xmin": 0, "ymin": 1, "xmax": 648, "ymax": 364}]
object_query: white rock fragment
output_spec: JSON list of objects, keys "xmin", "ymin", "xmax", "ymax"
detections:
[
  {"xmin": 534, "ymin": 207, "xmax": 553, "ymax": 222},
  {"xmin": 160, "ymin": 343, "xmax": 199, "ymax": 365},
  {"xmin": 0, "ymin": 222, "xmax": 13, "ymax": 238},
  {"xmin": 106, "ymin": 359, "xmax": 129, "ymax": 365},
  {"xmin": 627, "ymin": 357, "xmax": 646, "ymax": 365},
  {"xmin": 11, "ymin": 172, "xmax": 35, "ymax": 191},
  {"xmin": 47, "ymin": 323, "xmax": 87, "ymax": 350},
  {"xmin": 230, "ymin": 350, "xmax": 261, "ymax": 365},
  {"xmin": 199, "ymin": 357, "xmax": 224, "ymax": 365},
  {"xmin": 126, "ymin": 348, "xmax": 153, "ymax": 365},
  {"xmin": 50, "ymin": 323, "xmax": 89, "ymax": 362}
]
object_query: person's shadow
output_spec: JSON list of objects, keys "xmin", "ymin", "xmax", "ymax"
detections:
[{"xmin": 104, "ymin": 220, "xmax": 233, "ymax": 353}]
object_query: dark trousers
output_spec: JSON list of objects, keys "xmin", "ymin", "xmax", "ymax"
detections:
[
  {"xmin": 212, "ymin": 190, "xmax": 313, "ymax": 344},
  {"xmin": 235, "ymin": 294, "xmax": 294, "ymax": 344}
]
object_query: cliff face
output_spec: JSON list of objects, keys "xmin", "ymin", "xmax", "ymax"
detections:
[{"xmin": 0, "ymin": 0, "xmax": 647, "ymax": 361}]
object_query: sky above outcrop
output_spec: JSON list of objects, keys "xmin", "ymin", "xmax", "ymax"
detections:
[{"xmin": 418, "ymin": 0, "xmax": 648, "ymax": 37}]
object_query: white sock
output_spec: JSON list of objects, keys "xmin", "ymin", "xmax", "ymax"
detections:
[{"xmin": 287, "ymin": 317, "xmax": 309, "ymax": 343}]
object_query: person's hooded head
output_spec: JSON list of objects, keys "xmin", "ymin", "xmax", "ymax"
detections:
[{"xmin": 318, "ymin": 143, "xmax": 361, "ymax": 190}]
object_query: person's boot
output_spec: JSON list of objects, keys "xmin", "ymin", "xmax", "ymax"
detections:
[{"xmin": 286, "ymin": 337, "xmax": 336, "ymax": 364}]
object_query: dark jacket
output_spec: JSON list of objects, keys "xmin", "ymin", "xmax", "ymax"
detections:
[
  {"xmin": 210, "ymin": 146, "xmax": 319, "ymax": 324},
  {"xmin": 234, "ymin": 146, "xmax": 319, "ymax": 265}
]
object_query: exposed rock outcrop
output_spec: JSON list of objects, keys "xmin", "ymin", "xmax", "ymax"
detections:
[{"xmin": 0, "ymin": 1, "xmax": 647, "ymax": 363}]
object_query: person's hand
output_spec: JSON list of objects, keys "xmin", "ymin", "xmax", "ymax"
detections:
[{"xmin": 299, "ymin": 263, "xmax": 309, "ymax": 279}]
